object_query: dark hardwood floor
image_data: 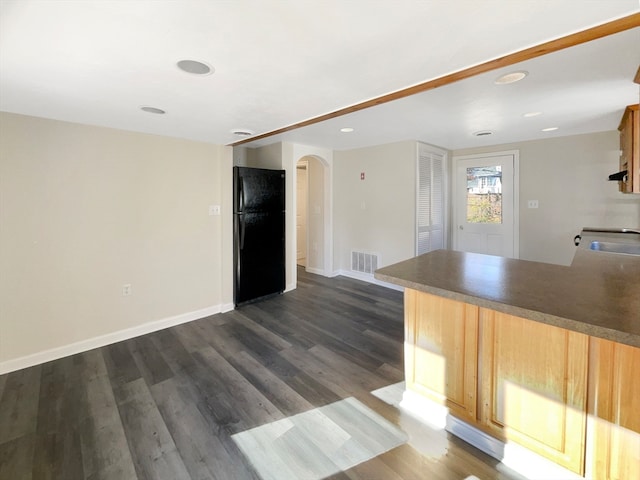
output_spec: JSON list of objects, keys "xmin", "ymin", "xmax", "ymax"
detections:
[{"xmin": 0, "ymin": 268, "xmax": 522, "ymax": 480}]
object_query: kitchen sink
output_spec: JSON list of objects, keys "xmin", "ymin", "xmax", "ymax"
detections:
[{"xmin": 589, "ymin": 241, "xmax": 640, "ymax": 256}]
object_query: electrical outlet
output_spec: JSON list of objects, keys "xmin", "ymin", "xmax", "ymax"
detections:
[
  {"xmin": 122, "ymin": 284, "xmax": 132, "ymax": 296},
  {"xmin": 527, "ymin": 200, "xmax": 539, "ymax": 209},
  {"xmin": 209, "ymin": 205, "xmax": 221, "ymax": 216}
]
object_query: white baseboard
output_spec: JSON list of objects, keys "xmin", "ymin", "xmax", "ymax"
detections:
[
  {"xmin": 446, "ymin": 415, "xmax": 505, "ymax": 461},
  {"xmin": 400, "ymin": 389, "xmax": 583, "ymax": 480},
  {"xmin": 304, "ymin": 266, "xmax": 325, "ymax": 276},
  {"xmin": 221, "ymin": 302, "xmax": 235, "ymax": 313},
  {"xmin": 338, "ymin": 269, "xmax": 404, "ymax": 292},
  {"xmin": 0, "ymin": 304, "xmax": 223, "ymax": 375}
]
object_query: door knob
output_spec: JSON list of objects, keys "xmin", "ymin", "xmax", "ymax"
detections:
[{"xmin": 459, "ymin": 225, "xmax": 464, "ymax": 230}]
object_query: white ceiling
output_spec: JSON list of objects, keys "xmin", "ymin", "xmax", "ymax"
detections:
[
  {"xmin": 1, "ymin": 1, "xmax": 639, "ymax": 151},
  {"xmin": 249, "ymin": 27, "xmax": 640, "ymax": 150}
]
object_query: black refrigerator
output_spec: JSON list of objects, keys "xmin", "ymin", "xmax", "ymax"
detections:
[{"xmin": 233, "ymin": 166, "xmax": 286, "ymax": 306}]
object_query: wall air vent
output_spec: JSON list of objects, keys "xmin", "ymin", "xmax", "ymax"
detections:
[{"xmin": 351, "ymin": 251, "xmax": 379, "ymax": 274}]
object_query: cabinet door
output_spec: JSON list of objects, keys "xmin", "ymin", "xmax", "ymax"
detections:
[
  {"xmin": 619, "ymin": 104, "xmax": 639, "ymax": 194},
  {"xmin": 587, "ymin": 338, "xmax": 640, "ymax": 480},
  {"xmin": 404, "ymin": 289, "xmax": 478, "ymax": 421},
  {"xmin": 479, "ymin": 309, "xmax": 588, "ymax": 475}
]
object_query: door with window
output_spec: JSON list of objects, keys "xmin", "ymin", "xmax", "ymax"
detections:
[{"xmin": 453, "ymin": 151, "xmax": 518, "ymax": 258}]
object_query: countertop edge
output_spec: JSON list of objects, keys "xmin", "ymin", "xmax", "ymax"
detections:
[{"xmin": 374, "ymin": 270, "xmax": 640, "ymax": 349}]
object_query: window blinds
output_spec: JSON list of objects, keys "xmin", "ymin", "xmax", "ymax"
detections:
[{"xmin": 417, "ymin": 145, "xmax": 445, "ymax": 255}]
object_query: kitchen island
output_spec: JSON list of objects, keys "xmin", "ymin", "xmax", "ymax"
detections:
[{"xmin": 375, "ymin": 249, "xmax": 640, "ymax": 479}]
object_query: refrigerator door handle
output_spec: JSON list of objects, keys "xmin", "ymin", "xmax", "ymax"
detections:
[
  {"xmin": 239, "ymin": 176, "xmax": 245, "ymax": 212},
  {"xmin": 239, "ymin": 214, "xmax": 246, "ymax": 250}
]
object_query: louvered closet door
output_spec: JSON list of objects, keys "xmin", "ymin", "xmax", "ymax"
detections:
[{"xmin": 417, "ymin": 144, "xmax": 446, "ymax": 255}]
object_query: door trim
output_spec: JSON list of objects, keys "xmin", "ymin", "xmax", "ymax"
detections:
[
  {"xmin": 452, "ymin": 150, "xmax": 520, "ymax": 258},
  {"xmin": 296, "ymin": 159, "xmax": 308, "ymax": 265}
]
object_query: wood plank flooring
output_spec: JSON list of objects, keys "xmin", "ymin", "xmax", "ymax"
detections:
[{"xmin": 0, "ymin": 268, "xmax": 524, "ymax": 480}]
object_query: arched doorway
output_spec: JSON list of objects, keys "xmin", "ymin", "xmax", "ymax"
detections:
[{"xmin": 294, "ymin": 153, "xmax": 330, "ymax": 278}]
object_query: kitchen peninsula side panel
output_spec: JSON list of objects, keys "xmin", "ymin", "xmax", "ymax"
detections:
[{"xmin": 405, "ymin": 289, "xmax": 478, "ymax": 422}]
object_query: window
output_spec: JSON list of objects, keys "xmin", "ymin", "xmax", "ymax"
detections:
[{"xmin": 465, "ymin": 166, "xmax": 502, "ymax": 224}]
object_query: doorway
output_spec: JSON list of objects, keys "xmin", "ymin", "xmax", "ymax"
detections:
[
  {"xmin": 453, "ymin": 151, "xmax": 519, "ymax": 258},
  {"xmin": 296, "ymin": 160, "xmax": 308, "ymax": 267}
]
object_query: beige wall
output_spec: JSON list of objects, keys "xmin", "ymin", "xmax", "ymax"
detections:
[
  {"xmin": 246, "ymin": 143, "xmax": 283, "ymax": 169},
  {"xmin": 454, "ymin": 131, "xmax": 640, "ymax": 265},
  {"xmin": 0, "ymin": 112, "xmax": 231, "ymax": 367},
  {"xmin": 233, "ymin": 145, "xmax": 249, "ymax": 166},
  {"xmin": 334, "ymin": 140, "xmax": 417, "ymax": 271}
]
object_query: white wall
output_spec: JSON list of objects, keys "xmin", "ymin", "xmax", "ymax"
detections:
[
  {"xmin": 334, "ymin": 140, "xmax": 418, "ymax": 272},
  {"xmin": 306, "ymin": 156, "xmax": 325, "ymax": 272},
  {"xmin": 453, "ymin": 131, "xmax": 640, "ymax": 265},
  {"xmin": 0, "ymin": 112, "xmax": 232, "ymax": 370}
]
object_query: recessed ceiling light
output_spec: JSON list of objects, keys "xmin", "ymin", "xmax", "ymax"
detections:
[
  {"xmin": 523, "ymin": 111, "xmax": 542, "ymax": 117},
  {"xmin": 494, "ymin": 71, "xmax": 528, "ymax": 85},
  {"xmin": 473, "ymin": 130, "xmax": 494, "ymax": 137},
  {"xmin": 542, "ymin": 127, "xmax": 559, "ymax": 132},
  {"xmin": 231, "ymin": 129, "xmax": 254, "ymax": 137},
  {"xmin": 177, "ymin": 59, "xmax": 214, "ymax": 76},
  {"xmin": 340, "ymin": 127, "xmax": 354, "ymax": 133},
  {"xmin": 140, "ymin": 106, "xmax": 166, "ymax": 114}
]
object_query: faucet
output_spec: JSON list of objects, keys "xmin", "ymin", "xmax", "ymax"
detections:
[{"xmin": 582, "ymin": 227, "xmax": 640, "ymax": 234}]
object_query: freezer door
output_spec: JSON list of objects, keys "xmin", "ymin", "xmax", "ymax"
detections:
[
  {"xmin": 234, "ymin": 211, "xmax": 285, "ymax": 305},
  {"xmin": 233, "ymin": 167, "xmax": 285, "ymax": 213}
]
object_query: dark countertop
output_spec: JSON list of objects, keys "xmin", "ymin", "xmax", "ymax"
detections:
[{"xmin": 374, "ymin": 249, "xmax": 640, "ymax": 348}]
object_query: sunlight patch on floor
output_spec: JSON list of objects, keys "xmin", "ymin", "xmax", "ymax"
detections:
[
  {"xmin": 231, "ymin": 397, "xmax": 407, "ymax": 480},
  {"xmin": 372, "ymin": 381, "xmax": 449, "ymax": 458}
]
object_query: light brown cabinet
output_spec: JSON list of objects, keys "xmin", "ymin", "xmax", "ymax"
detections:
[
  {"xmin": 404, "ymin": 289, "xmax": 478, "ymax": 422},
  {"xmin": 618, "ymin": 104, "xmax": 639, "ymax": 193},
  {"xmin": 479, "ymin": 309, "xmax": 588, "ymax": 475},
  {"xmin": 404, "ymin": 288, "xmax": 640, "ymax": 478},
  {"xmin": 587, "ymin": 338, "xmax": 640, "ymax": 480}
]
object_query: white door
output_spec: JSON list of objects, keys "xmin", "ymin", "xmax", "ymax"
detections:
[
  {"xmin": 416, "ymin": 143, "xmax": 447, "ymax": 255},
  {"xmin": 296, "ymin": 163, "xmax": 307, "ymax": 265},
  {"xmin": 453, "ymin": 151, "xmax": 518, "ymax": 258}
]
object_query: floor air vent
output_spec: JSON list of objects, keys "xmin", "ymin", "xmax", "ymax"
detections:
[{"xmin": 351, "ymin": 251, "xmax": 379, "ymax": 274}]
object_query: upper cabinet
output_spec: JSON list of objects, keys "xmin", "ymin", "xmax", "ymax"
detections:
[{"xmin": 618, "ymin": 104, "xmax": 639, "ymax": 194}]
